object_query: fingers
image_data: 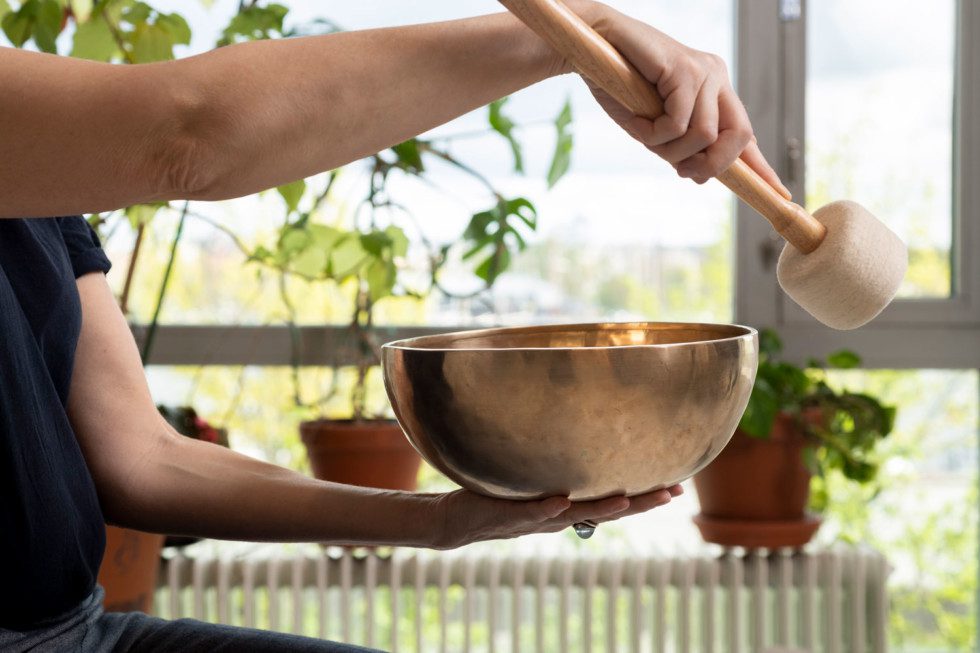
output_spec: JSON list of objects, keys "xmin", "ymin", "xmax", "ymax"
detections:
[
  {"xmin": 650, "ymin": 78, "xmax": 720, "ymax": 165},
  {"xmin": 560, "ymin": 495, "xmax": 631, "ymax": 524},
  {"xmin": 740, "ymin": 138, "xmax": 792, "ymax": 200}
]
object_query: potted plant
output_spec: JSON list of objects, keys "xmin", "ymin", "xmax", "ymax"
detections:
[
  {"xmin": 693, "ymin": 329, "xmax": 896, "ymax": 548},
  {"xmin": 250, "ymin": 95, "xmax": 573, "ymax": 492}
]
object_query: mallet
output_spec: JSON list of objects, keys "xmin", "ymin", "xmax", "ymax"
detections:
[{"xmin": 500, "ymin": 0, "xmax": 907, "ymax": 330}]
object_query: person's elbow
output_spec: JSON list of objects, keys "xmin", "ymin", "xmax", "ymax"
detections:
[{"xmin": 147, "ymin": 63, "xmax": 230, "ymax": 202}]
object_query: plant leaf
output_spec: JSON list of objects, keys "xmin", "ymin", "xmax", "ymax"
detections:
[
  {"xmin": 546, "ymin": 98, "xmax": 573, "ymax": 188},
  {"xmin": 2, "ymin": 2, "xmax": 35, "ymax": 48},
  {"xmin": 218, "ymin": 2, "xmax": 287, "ymax": 45},
  {"xmin": 757, "ymin": 328, "xmax": 783, "ymax": 358},
  {"xmin": 125, "ymin": 202, "xmax": 166, "ymax": 229},
  {"xmin": 738, "ymin": 380, "xmax": 779, "ymax": 438},
  {"xmin": 130, "ymin": 21, "xmax": 175, "ymax": 62},
  {"xmin": 827, "ymin": 349, "xmax": 861, "ymax": 369},
  {"xmin": 329, "ymin": 234, "xmax": 367, "ymax": 278},
  {"xmin": 276, "ymin": 178, "xmax": 306, "ymax": 214},
  {"xmin": 390, "ymin": 139, "xmax": 424, "ymax": 174},
  {"xmin": 31, "ymin": 0, "xmax": 62, "ymax": 53},
  {"xmin": 0, "ymin": 0, "xmax": 11, "ymax": 21},
  {"xmin": 488, "ymin": 97, "xmax": 523, "ymax": 174},
  {"xmin": 72, "ymin": 15, "xmax": 117, "ymax": 60},
  {"xmin": 365, "ymin": 258, "xmax": 395, "ymax": 301},
  {"xmin": 156, "ymin": 12, "xmax": 190, "ymax": 45}
]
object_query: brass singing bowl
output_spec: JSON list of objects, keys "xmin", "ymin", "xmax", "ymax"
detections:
[{"xmin": 382, "ymin": 322, "xmax": 758, "ymax": 501}]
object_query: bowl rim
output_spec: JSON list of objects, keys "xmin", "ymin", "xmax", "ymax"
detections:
[{"xmin": 382, "ymin": 321, "xmax": 758, "ymax": 353}]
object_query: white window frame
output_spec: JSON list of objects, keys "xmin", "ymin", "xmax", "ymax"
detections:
[{"xmin": 734, "ymin": 0, "xmax": 980, "ymax": 369}]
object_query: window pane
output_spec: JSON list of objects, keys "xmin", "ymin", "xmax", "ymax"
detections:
[
  {"xmin": 102, "ymin": 0, "xmax": 735, "ymax": 327},
  {"xmin": 806, "ymin": 0, "xmax": 955, "ymax": 297}
]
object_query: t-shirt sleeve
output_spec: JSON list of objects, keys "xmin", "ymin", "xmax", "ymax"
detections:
[{"xmin": 56, "ymin": 216, "xmax": 112, "ymax": 278}]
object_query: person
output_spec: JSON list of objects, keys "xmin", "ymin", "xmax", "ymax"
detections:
[{"xmin": 0, "ymin": 1, "xmax": 788, "ymax": 650}]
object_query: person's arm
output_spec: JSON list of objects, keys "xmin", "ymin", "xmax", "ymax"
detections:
[
  {"xmin": 67, "ymin": 272, "xmax": 677, "ymax": 548},
  {"xmin": 1, "ymin": 1, "xmax": 785, "ymax": 219}
]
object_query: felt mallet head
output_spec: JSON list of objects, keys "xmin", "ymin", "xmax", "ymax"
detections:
[{"xmin": 776, "ymin": 200, "xmax": 907, "ymax": 330}]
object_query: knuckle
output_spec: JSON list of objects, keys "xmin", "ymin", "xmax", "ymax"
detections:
[{"xmin": 691, "ymin": 122, "xmax": 718, "ymax": 145}]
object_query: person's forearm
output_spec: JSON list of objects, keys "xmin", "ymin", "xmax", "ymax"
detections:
[
  {"xmin": 109, "ymin": 430, "xmax": 445, "ymax": 547},
  {"xmin": 180, "ymin": 9, "xmax": 583, "ymax": 202}
]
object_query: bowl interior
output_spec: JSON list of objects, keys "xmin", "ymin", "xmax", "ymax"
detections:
[{"xmin": 386, "ymin": 322, "xmax": 753, "ymax": 351}]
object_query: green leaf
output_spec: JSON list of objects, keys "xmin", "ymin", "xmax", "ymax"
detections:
[
  {"xmin": 390, "ymin": 139, "xmax": 424, "ymax": 174},
  {"xmin": 31, "ymin": 0, "xmax": 62, "ymax": 53},
  {"xmin": 488, "ymin": 97, "xmax": 523, "ymax": 174},
  {"xmin": 277, "ymin": 226, "xmax": 311, "ymax": 257},
  {"xmin": 364, "ymin": 258, "xmax": 395, "ymax": 301},
  {"xmin": 330, "ymin": 234, "xmax": 367, "ymax": 278},
  {"xmin": 738, "ymin": 380, "xmax": 779, "ymax": 438},
  {"xmin": 156, "ymin": 12, "xmax": 190, "ymax": 45},
  {"xmin": 546, "ymin": 98, "xmax": 573, "ymax": 188},
  {"xmin": 359, "ymin": 230, "xmax": 392, "ymax": 257},
  {"xmin": 757, "ymin": 328, "xmax": 782, "ymax": 358},
  {"xmin": 276, "ymin": 179, "xmax": 306, "ymax": 214},
  {"xmin": 385, "ymin": 225, "xmax": 409, "ymax": 258},
  {"xmin": 827, "ymin": 349, "xmax": 861, "ymax": 369},
  {"xmin": 0, "ymin": 0, "xmax": 12, "ymax": 22},
  {"xmin": 474, "ymin": 245, "xmax": 510, "ymax": 284},
  {"xmin": 218, "ymin": 3, "xmax": 287, "ymax": 45},
  {"xmin": 289, "ymin": 243, "xmax": 328, "ymax": 278},
  {"xmin": 72, "ymin": 15, "xmax": 116, "ymax": 60},
  {"xmin": 125, "ymin": 202, "xmax": 166, "ymax": 229},
  {"xmin": 2, "ymin": 3, "xmax": 36, "ymax": 47},
  {"xmin": 125, "ymin": 2, "xmax": 152, "ymax": 25},
  {"xmin": 130, "ymin": 21, "xmax": 175, "ymax": 62}
]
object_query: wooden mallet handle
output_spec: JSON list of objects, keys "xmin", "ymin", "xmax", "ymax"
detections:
[{"xmin": 500, "ymin": 0, "xmax": 827, "ymax": 253}]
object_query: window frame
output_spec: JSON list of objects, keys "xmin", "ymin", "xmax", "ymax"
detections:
[{"xmin": 734, "ymin": 0, "xmax": 980, "ymax": 369}]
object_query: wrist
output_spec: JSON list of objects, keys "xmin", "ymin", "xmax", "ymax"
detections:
[{"xmin": 508, "ymin": 0, "xmax": 615, "ymax": 78}]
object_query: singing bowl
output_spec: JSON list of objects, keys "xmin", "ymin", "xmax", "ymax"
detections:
[{"xmin": 381, "ymin": 322, "xmax": 758, "ymax": 501}]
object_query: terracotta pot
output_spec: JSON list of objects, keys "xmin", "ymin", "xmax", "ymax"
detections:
[
  {"xmin": 98, "ymin": 525, "xmax": 165, "ymax": 613},
  {"xmin": 300, "ymin": 419, "xmax": 422, "ymax": 491},
  {"xmin": 693, "ymin": 411, "xmax": 822, "ymax": 548}
]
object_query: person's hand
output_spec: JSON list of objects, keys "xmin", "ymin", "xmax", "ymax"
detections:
[
  {"xmin": 558, "ymin": 1, "xmax": 790, "ymax": 196},
  {"xmin": 430, "ymin": 484, "xmax": 683, "ymax": 549}
]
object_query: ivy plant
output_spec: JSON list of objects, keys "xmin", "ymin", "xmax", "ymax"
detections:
[{"xmin": 739, "ymin": 328, "xmax": 897, "ymax": 510}]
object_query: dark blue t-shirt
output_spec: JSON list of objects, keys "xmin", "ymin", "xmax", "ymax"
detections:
[{"xmin": 0, "ymin": 216, "xmax": 111, "ymax": 629}]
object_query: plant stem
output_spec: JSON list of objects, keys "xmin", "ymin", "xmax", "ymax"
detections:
[
  {"xmin": 119, "ymin": 223, "xmax": 144, "ymax": 315},
  {"xmin": 141, "ymin": 201, "xmax": 189, "ymax": 364}
]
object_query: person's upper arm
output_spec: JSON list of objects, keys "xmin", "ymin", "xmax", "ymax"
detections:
[{"xmin": 0, "ymin": 47, "xmax": 208, "ymax": 218}]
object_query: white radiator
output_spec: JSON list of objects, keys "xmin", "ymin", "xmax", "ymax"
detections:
[{"xmin": 155, "ymin": 546, "xmax": 888, "ymax": 653}]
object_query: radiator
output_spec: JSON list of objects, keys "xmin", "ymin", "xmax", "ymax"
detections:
[{"xmin": 155, "ymin": 545, "xmax": 888, "ymax": 653}]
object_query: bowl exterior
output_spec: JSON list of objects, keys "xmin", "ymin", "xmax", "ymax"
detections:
[{"xmin": 382, "ymin": 323, "xmax": 757, "ymax": 501}]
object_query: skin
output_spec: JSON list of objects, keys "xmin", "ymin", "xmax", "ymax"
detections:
[{"xmin": 3, "ymin": 1, "xmax": 786, "ymax": 548}]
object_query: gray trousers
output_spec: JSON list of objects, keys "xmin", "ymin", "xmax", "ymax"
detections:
[{"xmin": 0, "ymin": 586, "xmax": 381, "ymax": 652}]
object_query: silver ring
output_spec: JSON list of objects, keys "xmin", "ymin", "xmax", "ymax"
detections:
[{"xmin": 573, "ymin": 520, "xmax": 598, "ymax": 539}]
